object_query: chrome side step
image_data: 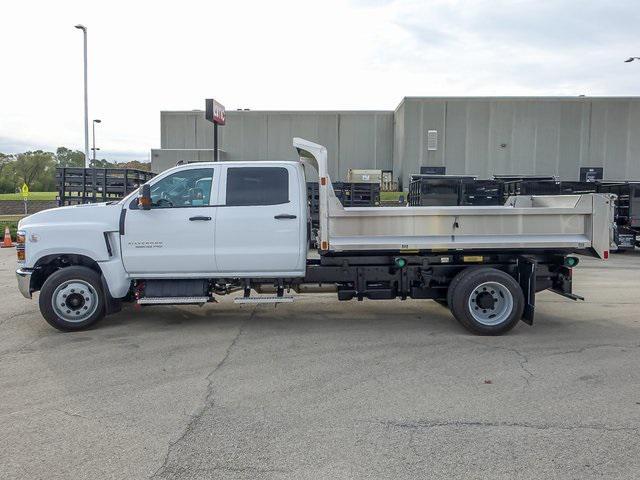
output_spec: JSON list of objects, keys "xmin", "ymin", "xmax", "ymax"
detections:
[
  {"xmin": 137, "ymin": 296, "xmax": 209, "ymax": 305},
  {"xmin": 234, "ymin": 295, "xmax": 294, "ymax": 304}
]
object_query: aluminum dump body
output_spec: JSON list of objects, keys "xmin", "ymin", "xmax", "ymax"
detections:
[{"xmin": 294, "ymin": 138, "xmax": 616, "ymax": 259}]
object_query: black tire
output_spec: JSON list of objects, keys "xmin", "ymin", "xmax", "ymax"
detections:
[
  {"xmin": 449, "ymin": 268, "xmax": 524, "ymax": 335},
  {"xmin": 446, "ymin": 266, "xmax": 481, "ymax": 309},
  {"xmin": 39, "ymin": 266, "xmax": 106, "ymax": 332}
]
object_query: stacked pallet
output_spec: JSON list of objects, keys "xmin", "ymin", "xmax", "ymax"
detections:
[
  {"xmin": 56, "ymin": 168, "xmax": 155, "ymax": 206},
  {"xmin": 307, "ymin": 182, "xmax": 381, "ymax": 228}
]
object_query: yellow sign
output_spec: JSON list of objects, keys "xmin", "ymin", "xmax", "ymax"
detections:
[{"xmin": 21, "ymin": 183, "xmax": 29, "ymax": 198}]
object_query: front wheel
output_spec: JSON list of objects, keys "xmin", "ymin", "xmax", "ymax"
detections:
[
  {"xmin": 449, "ymin": 268, "xmax": 524, "ymax": 335},
  {"xmin": 39, "ymin": 266, "xmax": 106, "ymax": 331}
]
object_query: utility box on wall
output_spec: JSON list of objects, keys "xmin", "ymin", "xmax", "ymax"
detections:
[
  {"xmin": 347, "ymin": 169, "xmax": 383, "ymax": 184},
  {"xmin": 427, "ymin": 130, "xmax": 438, "ymax": 151}
]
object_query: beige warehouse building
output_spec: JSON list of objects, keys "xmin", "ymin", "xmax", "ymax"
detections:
[{"xmin": 152, "ymin": 97, "xmax": 640, "ymax": 188}]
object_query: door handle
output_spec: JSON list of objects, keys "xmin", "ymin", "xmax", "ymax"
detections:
[
  {"xmin": 189, "ymin": 216, "xmax": 212, "ymax": 221},
  {"xmin": 274, "ymin": 214, "xmax": 297, "ymax": 219}
]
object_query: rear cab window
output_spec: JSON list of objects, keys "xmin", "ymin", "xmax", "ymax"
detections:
[{"xmin": 225, "ymin": 167, "xmax": 289, "ymax": 206}]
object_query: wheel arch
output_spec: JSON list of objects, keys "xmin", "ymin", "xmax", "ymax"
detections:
[
  {"xmin": 31, "ymin": 253, "xmax": 123, "ymax": 315},
  {"xmin": 31, "ymin": 253, "xmax": 103, "ymax": 292}
]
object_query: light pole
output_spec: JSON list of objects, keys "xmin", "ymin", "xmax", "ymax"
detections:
[
  {"xmin": 75, "ymin": 24, "xmax": 90, "ymax": 168},
  {"xmin": 92, "ymin": 119, "xmax": 101, "ymax": 165},
  {"xmin": 624, "ymin": 57, "xmax": 640, "ymax": 63}
]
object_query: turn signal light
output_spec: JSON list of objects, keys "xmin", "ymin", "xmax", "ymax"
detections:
[{"xmin": 16, "ymin": 230, "xmax": 26, "ymax": 262}]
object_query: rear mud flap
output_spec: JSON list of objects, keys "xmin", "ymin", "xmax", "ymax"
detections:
[{"xmin": 517, "ymin": 256, "xmax": 536, "ymax": 325}]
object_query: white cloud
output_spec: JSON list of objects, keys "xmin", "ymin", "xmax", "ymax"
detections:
[{"xmin": 0, "ymin": 0, "xmax": 638, "ymax": 161}]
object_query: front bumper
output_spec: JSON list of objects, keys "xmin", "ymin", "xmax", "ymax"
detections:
[{"xmin": 16, "ymin": 268, "xmax": 33, "ymax": 299}]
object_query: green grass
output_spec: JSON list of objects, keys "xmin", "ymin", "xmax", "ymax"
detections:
[
  {"xmin": 380, "ymin": 191, "xmax": 404, "ymax": 202},
  {"xmin": 0, "ymin": 191, "xmax": 57, "ymax": 201}
]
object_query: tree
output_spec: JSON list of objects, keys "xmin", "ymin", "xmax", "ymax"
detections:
[
  {"xmin": 0, "ymin": 153, "xmax": 14, "ymax": 176},
  {"xmin": 13, "ymin": 150, "xmax": 56, "ymax": 189},
  {"xmin": 91, "ymin": 158, "xmax": 115, "ymax": 168},
  {"xmin": 56, "ymin": 147, "xmax": 85, "ymax": 167},
  {"xmin": 116, "ymin": 160, "xmax": 151, "ymax": 171},
  {"xmin": 0, "ymin": 154, "xmax": 17, "ymax": 193}
]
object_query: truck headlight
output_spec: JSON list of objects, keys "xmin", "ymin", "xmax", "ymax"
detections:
[{"xmin": 16, "ymin": 230, "xmax": 26, "ymax": 262}]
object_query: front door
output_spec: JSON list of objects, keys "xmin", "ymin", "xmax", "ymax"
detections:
[
  {"xmin": 121, "ymin": 167, "xmax": 218, "ymax": 275},
  {"xmin": 215, "ymin": 165, "xmax": 304, "ymax": 274}
]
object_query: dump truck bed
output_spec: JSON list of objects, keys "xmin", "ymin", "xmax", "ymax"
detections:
[{"xmin": 294, "ymin": 138, "xmax": 616, "ymax": 260}]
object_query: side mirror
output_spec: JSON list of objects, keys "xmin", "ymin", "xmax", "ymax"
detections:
[{"xmin": 138, "ymin": 184, "xmax": 151, "ymax": 210}]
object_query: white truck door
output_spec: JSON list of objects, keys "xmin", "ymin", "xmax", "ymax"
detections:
[
  {"xmin": 215, "ymin": 165, "xmax": 304, "ymax": 275},
  {"xmin": 121, "ymin": 167, "xmax": 218, "ymax": 275}
]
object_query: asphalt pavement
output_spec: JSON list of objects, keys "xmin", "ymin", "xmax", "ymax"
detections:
[{"xmin": 1, "ymin": 247, "xmax": 639, "ymax": 479}]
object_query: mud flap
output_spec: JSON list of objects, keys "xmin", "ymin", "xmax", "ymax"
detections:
[
  {"xmin": 517, "ymin": 256, "xmax": 536, "ymax": 325},
  {"xmin": 101, "ymin": 275, "xmax": 123, "ymax": 315}
]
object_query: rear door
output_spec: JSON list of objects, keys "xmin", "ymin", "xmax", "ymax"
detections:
[{"xmin": 214, "ymin": 165, "xmax": 304, "ymax": 275}]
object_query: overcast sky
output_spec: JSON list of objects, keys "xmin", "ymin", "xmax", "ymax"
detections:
[{"xmin": 1, "ymin": 0, "xmax": 638, "ymax": 162}]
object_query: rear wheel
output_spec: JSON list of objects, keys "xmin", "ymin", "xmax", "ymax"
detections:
[
  {"xmin": 448, "ymin": 268, "xmax": 524, "ymax": 335},
  {"xmin": 39, "ymin": 266, "xmax": 105, "ymax": 331}
]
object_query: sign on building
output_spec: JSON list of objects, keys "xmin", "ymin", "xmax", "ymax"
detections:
[
  {"xmin": 579, "ymin": 167, "xmax": 603, "ymax": 182},
  {"xmin": 205, "ymin": 98, "xmax": 226, "ymax": 125},
  {"xmin": 427, "ymin": 130, "xmax": 438, "ymax": 151}
]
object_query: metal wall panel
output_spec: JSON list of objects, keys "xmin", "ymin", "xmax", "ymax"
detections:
[
  {"xmin": 160, "ymin": 112, "xmax": 197, "ymax": 149},
  {"xmin": 151, "ymin": 148, "xmax": 214, "ymax": 173},
  {"xmin": 392, "ymin": 101, "xmax": 405, "ymax": 178},
  {"xmin": 156, "ymin": 97, "xmax": 640, "ymax": 187},
  {"xmin": 395, "ymin": 97, "xmax": 640, "ymax": 188},
  {"xmin": 156, "ymin": 110, "xmax": 392, "ymax": 182},
  {"xmin": 628, "ymin": 102, "xmax": 640, "ymax": 180}
]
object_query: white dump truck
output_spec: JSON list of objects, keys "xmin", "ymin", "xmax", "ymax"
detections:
[{"xmin": 15, "ymin": 138, "xmax": 616, "ymax": 335}]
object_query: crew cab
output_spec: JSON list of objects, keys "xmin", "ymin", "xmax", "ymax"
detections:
[{"xmin": 16, "ymin": 139, "xmax": 616, "ymax": 335}]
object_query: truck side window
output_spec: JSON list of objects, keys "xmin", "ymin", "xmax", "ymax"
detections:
[
  {"xmin": 149, "ymin": 168, "xmax": 214, "ymax": 208},
  {"xmin": 226, "ymin": 167, "xmax": 289, "ymax": 206}
]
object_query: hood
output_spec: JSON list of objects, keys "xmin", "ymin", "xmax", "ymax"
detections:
[{"xmin": 18, "ymin": 202, "xmax": 122, "ymax": 231}]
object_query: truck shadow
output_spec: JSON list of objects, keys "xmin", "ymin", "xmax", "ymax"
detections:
[{"xmin": 100, "ymin": 298, "xmax": 462, "ymax": 336}]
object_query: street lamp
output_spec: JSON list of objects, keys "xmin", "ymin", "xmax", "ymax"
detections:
[
  {"xmin": 92, "ymin": 119, "xmax": 101, "ymax": 165},
  {"xmin": 624, "ymin": 57, "xmax": 640, "ymax": 63},
  {"xmin": 75, "ymin": 24, "xmax": 90, "ymax": 168}
]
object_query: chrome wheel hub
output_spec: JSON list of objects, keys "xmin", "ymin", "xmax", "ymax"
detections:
[
  {"xmin": 52, "ymin": 280, "xmax": 98, "ymax": 323},
  {"xmin": 468, "ymin": 281, "xmax": 514, "ymax": 326}
]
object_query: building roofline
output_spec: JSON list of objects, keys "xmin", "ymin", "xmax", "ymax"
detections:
[
  {"xmin": 160, "ymin": 109, "xmax": 394, "ymax": 115},
  {"xmin": 399, "ymin": 95, "xmax": 640, "ymax": 102}
]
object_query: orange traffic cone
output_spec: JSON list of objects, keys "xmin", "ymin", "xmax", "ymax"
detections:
[{"xmin": 1, "ymin": 226, "xmax": 14, "ymax": 248}]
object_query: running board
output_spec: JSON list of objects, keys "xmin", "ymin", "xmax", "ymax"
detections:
[
  {"xmin": 234, "ymin": 295, "xmax": 294, "ymax": 304},
  {"xmin": 137, "ymin": 296, "xmax": 209, "ymax": 305}
]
